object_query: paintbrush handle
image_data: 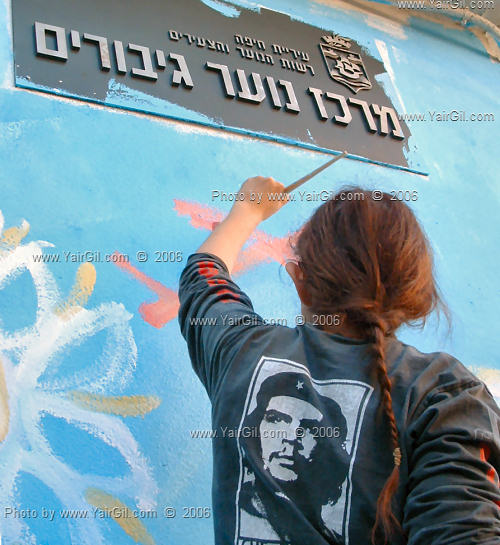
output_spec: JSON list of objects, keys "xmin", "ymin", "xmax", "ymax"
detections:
[{"xmin": 283, "ymin": 150, "xmax": 347, "ymax": 193}]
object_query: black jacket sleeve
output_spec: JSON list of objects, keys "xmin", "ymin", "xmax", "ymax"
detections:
[
  {"xmin": 177, "ymin": 252, "xmax": 266, "ymax": 397},
  {"xmin": 403, "ymin": 377, "xmax": 500, "ymax": 544}
]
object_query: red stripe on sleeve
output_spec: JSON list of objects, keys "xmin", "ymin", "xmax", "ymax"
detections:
[
  {"xmin": 480, "ymin": 443, "xmax": 500, "ymax": 508},
  {"xmin": 196, "ymin": 261, "xmax": 241, "ymax": 303}
]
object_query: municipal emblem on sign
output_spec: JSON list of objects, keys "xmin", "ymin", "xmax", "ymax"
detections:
[{"xmin": 319, "ymin": 34, "xmax": 372, "ymax": 93}]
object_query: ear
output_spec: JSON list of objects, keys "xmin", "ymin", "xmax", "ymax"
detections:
[{"xmin": 285, "ymin": 261, "xmax": 313, "ymax": 307}]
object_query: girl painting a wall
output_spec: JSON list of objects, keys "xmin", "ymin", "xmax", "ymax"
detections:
[{"xmin": 178, "ymin": 176, "xmax": 500, "ymax": 545}]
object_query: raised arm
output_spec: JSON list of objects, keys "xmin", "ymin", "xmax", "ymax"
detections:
[
  {"xmin": 196, "ymin": 176, "xmax": 289, "ymax": 274},
  {"xmin": 178, "ymin": 176, "xmax": 289, "ymax": 395}
]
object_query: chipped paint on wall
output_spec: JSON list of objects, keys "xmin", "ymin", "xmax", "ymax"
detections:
[
  {"xmin": 313, "ymin": 0, "xmax": 499, "ymax": 59},
  {"xmin": 374, "ymin": 39, "xmax": 407, "ymax": 114},
  {"xmin": 106, "ymin": 80, "xmax": 217, "ymax": 125},
  {"xmin": 469, "ymin": 26, "xmax": 500, "ymax": 62},
  {"xmin": 200, "ymin": 0, "xmax": 242, "ymax": 18}
]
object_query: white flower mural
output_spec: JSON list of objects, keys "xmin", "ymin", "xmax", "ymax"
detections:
[{"xmin": 0, "ymin": 211, "xmax": 160, "ymax": 545}]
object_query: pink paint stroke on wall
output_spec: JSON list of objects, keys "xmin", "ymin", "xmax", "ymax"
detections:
[
  {"xmin": 112, "ymin": 252, "xmax": 180, "ymax": 329},
  {"xmin": 173, "ymin": 200, "xmax": 225, "ymax": 231},
  {"xmin": 234, "ymin": 230, "xmax": 297, "ymax": 275},
  {"xmin": 174, "ymin": 199, "xmax": 297, "ymax": 274},
  {"xmin": 113, "ymin": 200, "xmax": 298, "ymax": 329}
]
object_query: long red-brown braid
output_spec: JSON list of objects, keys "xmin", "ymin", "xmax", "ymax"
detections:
[
  {"xmin": 293, "ymin": 187, "xmax": 448, "ymax": 544},
  {"xmin": 368, "ymin": 319, "xmax": 403, "ymax": 545}
]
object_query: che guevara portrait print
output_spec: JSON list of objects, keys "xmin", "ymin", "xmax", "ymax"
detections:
[{"xmin": 234, "ymin": 357, "xmax": 373, "ymax": 545}]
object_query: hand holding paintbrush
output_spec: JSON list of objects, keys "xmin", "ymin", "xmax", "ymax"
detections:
[
  {"xmin": 211, "ymin": 150, "xmax": 348, "ymax": 229},
  {"xmin": 201, "ymin": 151, "xmax": 348, "ymax": 273}
]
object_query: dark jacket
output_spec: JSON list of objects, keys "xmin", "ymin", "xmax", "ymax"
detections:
[{"xmin": 178, "ymin": 252, "xmax": 500, "ymax": 545}]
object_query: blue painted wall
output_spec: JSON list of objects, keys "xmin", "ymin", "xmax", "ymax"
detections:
[{"xmin": 0, "ymin": 0, "xmax": 498, "ymax": 544}]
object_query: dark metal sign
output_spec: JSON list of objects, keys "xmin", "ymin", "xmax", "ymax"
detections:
[{"xmin": 11, "ymin": 0, "xmax": 418, "ymax": 172}]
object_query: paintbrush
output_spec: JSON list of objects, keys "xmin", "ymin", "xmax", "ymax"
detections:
[
  {"xmin": 283, "ymin": 150, "xmax": 348, "ymax": 193},
  {"xmin": 211, "ymin": 150, "xmax": 348, "ymax": 230}
]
